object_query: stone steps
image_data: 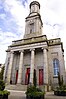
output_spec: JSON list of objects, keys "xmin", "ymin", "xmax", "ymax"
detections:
[{"xmin": 5, "ymin": 84, "xmax": 27, "ymax": 91}]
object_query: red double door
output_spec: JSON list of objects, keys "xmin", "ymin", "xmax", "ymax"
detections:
[
  {"xmin": 39, "ymin": 69, "xmax": 43, "ymax": 85},
  {"xmin": 16, "ymin": 70, "xmax": 18, "ymax": 84},
  {"xmin": 25, "ymin": 68, "xmax": 30, "ymax": 85},
  {"xmin": 25, "ymin": 68, "xmax": 43, "ymax": 85}
]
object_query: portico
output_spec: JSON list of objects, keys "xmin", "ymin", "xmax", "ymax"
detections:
[{"xmin": 6, "ymin": 44, "xmax": 48, "ymax": 86}]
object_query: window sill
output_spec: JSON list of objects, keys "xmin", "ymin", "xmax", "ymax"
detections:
[{"xmin": 53, "ymin": 76, "xmax": 58, "ymax": 78}]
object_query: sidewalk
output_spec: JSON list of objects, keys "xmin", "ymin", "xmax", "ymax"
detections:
[
  {"xmin": 8, "ymin": 90, "xmax": 66, "ymax": 99},
  {"xmin": 45, "ymin": 91, "xmax": 66, "ymax": 99},
  {"xmin": 8, "ymin": 90, "xmax": 26, "ymax": 99}
]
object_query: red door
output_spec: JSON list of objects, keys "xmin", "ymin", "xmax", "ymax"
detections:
[
  {"xmin": 25, "ymin": 68, "xmax": 30, "ymax": 85},
  {"xmin": 39, "ymin": 69, "xmax": 43, "ymax": 85},
  {"xmin": 16, "ymin": 70, "xmax": 18, "ymax": 84}
]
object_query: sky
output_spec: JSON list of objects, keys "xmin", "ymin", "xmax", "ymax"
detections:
[{"xmin": 0, "ymin": 0, "xmax": 66, "ymax": 68}]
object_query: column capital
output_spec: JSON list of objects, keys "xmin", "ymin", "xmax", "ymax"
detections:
[
  {"xmin": 30, "ymin": 48, "xmax": 35, "ymax": 51},
  {"xmin": 42, "ymin": 47, "xmax": 48, "ymax": 51},
  {"xmin": 19, "ymin": 50, "xmax": 24, "ymax": 53},
  {"xmin": 10, "ymin": 51, "xmax": 14, "ymax": 54}
]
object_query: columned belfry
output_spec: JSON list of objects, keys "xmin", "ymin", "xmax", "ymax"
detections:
[{"xmin": 4, "ymin": 1, "xmax": 65, "ymax": 91}]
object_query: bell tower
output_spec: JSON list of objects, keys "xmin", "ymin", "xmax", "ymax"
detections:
[{"xmin": 24, "ymin": 1, "xmax": 43, "ymax": 39}]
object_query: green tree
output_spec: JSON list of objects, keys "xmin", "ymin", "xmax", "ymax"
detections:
[
  {"xmin": 0, "ymin": 66, "xmax": 4, "ymax": 80},
  {"xmin": 33, "ymin": 69, "xmax": 37, "ymax": 87},
  {"xmin": 58, "ymin": 72, "xmax": 64, "ymax": 86},
  {"xmin": 61, "ymin": 75, "xmax": 64, "ymax": 86}
]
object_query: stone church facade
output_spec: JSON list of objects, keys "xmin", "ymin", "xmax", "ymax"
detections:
[{"xmin": 4, "ymin": 1, "xmax": 65, "ymax": 89}]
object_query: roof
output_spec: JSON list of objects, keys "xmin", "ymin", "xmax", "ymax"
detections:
[{"xmin": 30, "ymin": 1, "xmax": 40, "ymax": 9}]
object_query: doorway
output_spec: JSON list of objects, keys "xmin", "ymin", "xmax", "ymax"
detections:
[
  {"xmin": 39, "ymin": 69, "xmax": 43, "ymax": 85},
  {"xmin": 15, "ymin": 70, "xmax": 18, "ymax": 84},
  {"xmin": 25, "ymin": 68, "xmax": 30, "ymax": 85}
]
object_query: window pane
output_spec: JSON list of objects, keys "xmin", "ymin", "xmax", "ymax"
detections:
[
  {"xmin": 30, "ymin": 23, "xmax": 34, "ymax": 33},
  {"xmin": 54, "ymin": 69, "xmax": 56, "ymax": 75},
  {"xmin": 53, "ymin": 59, "xmax": 59, "ymax": 76}
]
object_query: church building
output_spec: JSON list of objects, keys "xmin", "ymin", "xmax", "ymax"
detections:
[{"xmin": 4, "ymin": 1, "xmax": 65, "ymax": 90}]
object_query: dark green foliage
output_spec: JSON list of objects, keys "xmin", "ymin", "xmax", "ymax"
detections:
[
  {"xmin": 54, "ymin": 85, "xmax": 66, "ymax": 96},
  {"xmin": 0, "ymin": 90, "xmax": 10, "ymax": 99},
  {"xmin": 0, "ymin": 67, "xmax": 10, "ymax": 98},
  {"xmin": 61, "ymin": 76, "xmax": 63, "ymax": 86},
  {"xmin": 33, "ymin": 69, "xmax": 37, "ymax": 87},
  {"xmin": 56, "ymin": 85, "xmax": 66, "ymax": 91},
  {"xmin": 26, "ymin": 85, "xmax": 44, "ymax": 98},
  {"xmin": 58, "ymin": 72, "xmax": 61, "ymax": 86},
  {"xmin": 26, "ymin": 69, "xmax": 44, "ymax": 98},
  {"xmin": 0, "ymin": 80, "xmax": 10, "ymax": 98},
  {"xmin": 54, "ymin": 72, "xmax": 66, "ymax": 96},
  {"xmin": 26, "ymin": 85, "xmax": 36, "ymax": 94},
  {"xmin": 0, "ymin": 71, "xmax": 10, "ymax": 98},
  {"xmin": 54, "ymin": 90, "xmax": 66, "ymax": 96},
  {"xmin": 26, "ymin": 85, "xmax": 42, "ymax": 94},
  {"xmin": 0, "ymin": 66, "xmax": 4, "ymax": 80},
  {"xmin": 0, "ymin": 90, "xmax": 10, "ymax": 95},
  {"xmin": 0, "ymin": 80, "xmax": 5, "ymax": 91},
  {"xmin": 58, "ymin": 72, "xmax": 63, "ymax": 87}
]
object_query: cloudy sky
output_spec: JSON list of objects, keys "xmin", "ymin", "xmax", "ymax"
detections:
[{"xmin": 0, "ymin": 0, "xmax": 66, "ymax": 68}]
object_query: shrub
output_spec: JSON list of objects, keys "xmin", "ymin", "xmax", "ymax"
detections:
[
  {"xmin": 26, "ymin": 85, "xmax": 44, "ymax": 98},
  {"xmin": 33, "ymin": 69, "xmax": 37, "ymax": 87},
  {"xmin": 0, "ymin": 80, "xmax": 5, "ymax": 91},
  {"xmin": 0, "ymin": 80, "xmax": 10, "ymax": 99},
  {"xmin": 54, "ymin": 73, "xmax": 66, "ymax": 96},
  {"xmin": 0, "ymin": 90, "xmax": 10, "ymax": 95},
  {"xmin": 0, "ymin": 66, "xmax": 4, "ymax": 80},
  {"xmin": 58, "ymin": 72, "xmax": 64, "ymax": 87},
  {"xmin": 26, "ymin": 69, "xmax": 45, "ymax": 99}
]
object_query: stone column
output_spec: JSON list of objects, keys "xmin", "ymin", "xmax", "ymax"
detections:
[
  {"xmin": 30, "ymin": 49, "xmax": 35, "ymax": 84},
  {"xmin": 43, "ymin": 48, "xmax": 48, "ymax": 84},
  {"xmin": 7, "ymin": 51, "xmax": 14, "ymax": 84},
  {"xmin": 3, "ymin": 52, "xmax": 9, "ymax": 82},
  {"xmin": 17, "ymin": 50, "xmax": 23, "ymax": 84}
]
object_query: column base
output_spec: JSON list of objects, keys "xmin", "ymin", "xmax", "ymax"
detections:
[{"xmin": 44, "ymin": 84, "xmax": 51, "ymax": 92}]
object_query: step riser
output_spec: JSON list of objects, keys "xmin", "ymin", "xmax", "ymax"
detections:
[{"xmin": 5, "ymin": 85, "xmax": 27, "ymax": 91}]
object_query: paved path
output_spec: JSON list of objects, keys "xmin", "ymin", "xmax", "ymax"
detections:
[
  {"xmin": 8, "ymin": 90, "xmax": 66, "ymax": 99},
  {"xmin": 45, "ymin": 91, "xmax": 66, "ymax": 99},
  {"xmin": 8, "ymin": 90, "xmax": 26, "ymax": 99}
]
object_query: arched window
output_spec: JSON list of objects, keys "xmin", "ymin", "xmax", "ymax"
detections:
[{"xmin": 53, "ymin": 59, "xmax": 59, "ymax": 76}]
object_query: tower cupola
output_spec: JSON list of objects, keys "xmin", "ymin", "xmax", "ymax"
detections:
[
  {"xmin": 30, "ymin": 1, "xmax": 40, "ymax": 14},
  {"xmin": 24, "ymin": 1, "xmax": 43, "ymax": 39}
]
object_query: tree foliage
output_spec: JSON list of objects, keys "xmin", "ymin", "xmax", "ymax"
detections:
[
  {"xmin": 33, "ymin": 69, "xmax": 37, "ymax": 87},
  {"xmin": 58, "ymin": 72, "xmax": 63, "ymax": 87},
  {"xmin": 0, "ymin": 66, "xmax": 4, "ymax": 80}
]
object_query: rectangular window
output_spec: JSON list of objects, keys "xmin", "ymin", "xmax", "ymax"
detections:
[{"xmin": 30, "ymin": 23, "xmax": 34, "ymax": 33}]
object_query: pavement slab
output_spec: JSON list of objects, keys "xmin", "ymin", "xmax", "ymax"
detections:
[{"xmin": 8, "ymin": 90, "xmax": 66, "ymax": 99}]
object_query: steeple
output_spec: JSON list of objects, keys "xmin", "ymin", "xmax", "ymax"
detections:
[{"xmin": 24, "ymin": 1, "xmax": 43, "ymax": 39}]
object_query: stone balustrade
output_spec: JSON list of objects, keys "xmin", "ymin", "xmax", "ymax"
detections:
[{"xmin": 48, "ymin": 38, "xmax": 61, "ymax": 45}]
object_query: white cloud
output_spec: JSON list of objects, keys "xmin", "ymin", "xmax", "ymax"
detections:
[
  {"xmin": 4, "ymin": 0, "xmax": 29, "ymax": 34},
  {"xmin": 0, "ymin": 29, "xmax": 21, "ymax": 63},
  {"xmin": 0, "ymin": 0, "xmax": 29, "ymax": 63},
  {"xmin": 0, "ymin": 0, "xmax": 66, "ymax": 68}
]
